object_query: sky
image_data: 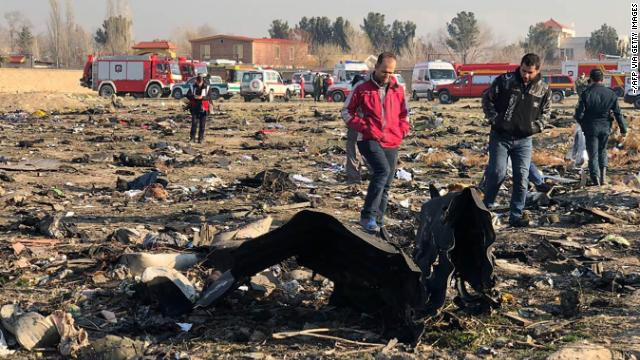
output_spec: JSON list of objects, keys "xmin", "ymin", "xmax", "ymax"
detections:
[{"xmin": 0, "ymin": 0, "xmax": 633, "ymax": 44}]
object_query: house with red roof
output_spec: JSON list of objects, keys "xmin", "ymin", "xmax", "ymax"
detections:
[{"xmin": 189, "ymin": 34, "xmax": 309, "ymax": 68}]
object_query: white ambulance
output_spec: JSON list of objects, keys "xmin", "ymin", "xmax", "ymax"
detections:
[
  {"xmin": 333, "ymin": 61, "xmax": 370, "ymax": 82},
  {"xmin": 410, "ymin": 60, "xmax": 456, "ymax": 101}
]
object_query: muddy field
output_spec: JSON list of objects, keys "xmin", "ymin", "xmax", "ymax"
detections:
[{"xmin": 1, "ymin": 85, "xmax": 640, "ymax": 359}]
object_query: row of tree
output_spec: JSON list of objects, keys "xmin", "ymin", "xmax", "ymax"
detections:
[
  {"xmin": 268, "ymin": 13, "xmax": 417, "ymax": 56},
  {"xmin": 0, "ymin": 0, "xmax": 133, "ymax": 68},
  {"xmin": 268, "ymin": 11, "xmax": 628, "ymax": 65}
]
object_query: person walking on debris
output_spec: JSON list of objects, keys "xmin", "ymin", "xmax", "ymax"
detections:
[
  {"xmin": 481, "ymin": 53, "xmax": 551, "ymax": 228},
  {"xmin": 342, "ymin": 52, "xmax": 410, "ymax": 232},
  {"xmin": 574, "ymin": 68, "xmax": 628, "ymax": 186},
  {"xmin": 313, "ymin": 73, "xmax": 324, "ymax": 102},
  {"xmin": 187, "ymin": 73, "xmax": 209, "ymax": 143},
  {"xmin": 299, "ymin": 75, "xmax": 305, "ymax": 99},
  {"xmin": 344, "ymin": 72, "xmax": 370, "ymax": 184},
  {"xmin": 576, "ymin": 72, "xmax": 588, "ymax": 96}
]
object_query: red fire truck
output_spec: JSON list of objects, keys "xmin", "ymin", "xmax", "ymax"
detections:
[
  {"xmin": 453, "ymin": 63, "xmax": 518, "ymax": 76},
  {"xmin": 177, "ymin": 57, "xmax": 208, "ymax": 81},
  {"xmin": 562, "ymin": 60, "xmax": 630, "ymax": 97},
  {"xmin": 80, "ymin": 54, "xmax": 178, "ymax": 98}
]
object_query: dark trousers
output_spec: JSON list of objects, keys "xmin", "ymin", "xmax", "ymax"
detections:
[
  {"xmin": 483, "ymin": 130, "xmax": 532, "ymax": 222},
  {"xmin": 190, "ymin": 111, "xmax": 207, "ymax": 142},
  {"xmin": 357, "ymin": 140, "xmax": 398, "ymax": 224},
  {"xmin": 584, "ymin": 128, "xmax": 609, "ymax": 183}
]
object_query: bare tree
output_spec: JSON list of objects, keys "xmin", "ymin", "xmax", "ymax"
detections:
[
  {"xmin": 48, "ymin": 0, "xmax": 63, "ymax": 67},
  {"xmin": 96, "ymin": 0, "xmax": 133, "ymax": 55},
  {"xmin": 315, "ymin": 44, "xmax": 342, "ymax": 68},
  {"xmin": 345, "ymin": 27, "xmax": 372, "ymax": 57},
  {"xmin": 0, "ymin": 25, "xmax": 10, "ymax": 54},
  {"xmin": 4, "ymin": 11, "xmax": 31, "ymax": 52}
]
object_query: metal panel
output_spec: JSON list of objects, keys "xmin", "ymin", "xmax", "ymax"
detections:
[
  {"xmin": 127, "ymin": 62, "xmax": 144, "ymax": 80},
  {"xmin": 97, "ymin": 61, "xmax": 110, "ymax": 80},
  {"xmin": 111, "ymin": 62, "xmax": 126, "ymax": 80}
]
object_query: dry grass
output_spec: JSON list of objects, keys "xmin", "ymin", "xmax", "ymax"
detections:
[
  {"xmin": 420, "ymin": 151, "xmax": 454, "ymax": 167},
  {"xmin": 532, "ymin": 151, "xmax": 566, "ymax": 166},
  {"xmin": 0, "ymin": 68, "xmax": 92, "ymax": 94},
  {"xmin": 460, "ymin": 151, "xmax": 488, "ymax": 168}
]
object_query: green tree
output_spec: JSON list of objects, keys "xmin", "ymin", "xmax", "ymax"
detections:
[
  {"xmin": 390, "ymin": 20, "xmax": 416, "ymax": 56},
  {"xmin": 296, "ymin": 16, "xmax": 333, "ymax": 50},
  {"xmin": 16, "ymin": 25, "xmax": 34, "ymax": 54},
  {"xmin": 332, "ymin": 17, "xmax": 351, "ymax": 52},
  {"xmin": 361, "ymin": 12, "xmax": 390, "ymax": 52},
  {"xmin": 94, "ymin": 15, "xmax": 132, "ymax": 54},
  {"xmin": 521, "ymin": 22, "xmax": 557, "ymax": 63},
  {"xmin": 586, "ymin": 24, "xmax": 620, "ymax": 57},
  {"xmin": 268, "ymin": 19, "xmax": 291, "ymax": 39},
  {"xmin": 445, "ymin": 11, "xmax": 479, "ymax": 64}
]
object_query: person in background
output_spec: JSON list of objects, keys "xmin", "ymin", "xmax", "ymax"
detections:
[
  {"xmin": 574, "ymin": 68, "xmax": 628, "ymax": 185},
  {"xmin": 313, "ymin": 73, "xmax": 324, "ymax": 102},
  {"xmin": 187, "ymin": 73, "xmax": 209, "ymax": 144}
]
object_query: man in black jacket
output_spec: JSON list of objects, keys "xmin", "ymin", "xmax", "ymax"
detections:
[
  {"xmin": 481, "ymin": 53, "xmax": 552, "ymax": 227},
  {"xmin": 574, "ymin": 69, "xmax": 628, "ymax": 185}
]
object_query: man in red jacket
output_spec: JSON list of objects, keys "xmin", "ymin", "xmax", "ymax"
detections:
[{"xmin": 341, "ymin": 52, "xmax": 410, "ymax": 232}]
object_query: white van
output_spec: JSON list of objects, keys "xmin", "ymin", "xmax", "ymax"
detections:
[
  {"xmin": 411, "ymin": 61, "xmax": 456, "ymax": 100},
  {"xmin": 333, "ymin": 61, "xmax": 370, "ymax": 82}
]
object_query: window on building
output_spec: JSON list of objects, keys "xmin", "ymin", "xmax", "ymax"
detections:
[
  {"xmin": 200, "ymin": 44, "xmax": 211, "ymax": 60},
  {"xmin": 233, "ymin": 44, "xmax": 244, "ymax": 60},
  {"xmin": 275, "ymin": 47, "xmax": 280, "ymax": 60},
  {"xmin": 289, "ymin": 47, "xmax": 294, "ymax": 61}
]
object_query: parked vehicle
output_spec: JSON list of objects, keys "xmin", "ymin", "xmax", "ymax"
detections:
[
  {"xmin": 434, "ymin": 73, "xmax": 498, "ymax": 104},
  {"xmin": 80, "ymin": 54, "xmax": 177, "ymax": 98},
  {"xmin": 292, "ymin": 71, "xmax": 330, "ymax": 95},
  {"xmin": 562, "ymin": 59, "xmax": 630, "ymax": 96},
  {"xmin": 333, "ymin": 61, "xmax": 369, "ymax": 82},
  {"xmin": 208, "ymin": 64, "xmax": 261, "ymax": 96},
  {"xmin": 171, "ymin": 75, "xmax": 231, "ymax": 100},
  {"xmin": 542, "ymin": 74, "xmax": 575, "ymax": 102},
  {"xmin": 454, "ymin": 63, "xmax": 518, "ymax": 76},
  {"xmin": 327, "ymin": 74, "xmax": 406, "ymax": 102},
  {"xmin": 177, "ymin": 57, "xmax": 208, "ymax": 81},
  {"xmin": 411, "ymin": 61, "xmax": 456, "ymax": 100},
  {"xmin": 240, "ymin": 69, "xmax": 294, "ymax": 102}
]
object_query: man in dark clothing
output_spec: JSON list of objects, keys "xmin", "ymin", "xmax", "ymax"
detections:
[
  {"xmin": 342, "ymin": 52, "xmax": 410, "ymax": 233},
  {"xmin": 188, "ymin": 74, "xmax": 209, "ymax": 143},
  {"xmin": 574, "ymin": 69, "xmax": 628, "ymax": 185},
  {"xmin": 313, "ymin": 73, "xmax": 324, "ymax": 102},
  {"xmin": 481, "ymin": 53, "xmax": 552, "ymax": 227}
]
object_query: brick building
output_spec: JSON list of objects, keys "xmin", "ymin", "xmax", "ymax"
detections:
[{"xmin": 189, "ymin": 34, "xmax": 308, "ymax": 68}]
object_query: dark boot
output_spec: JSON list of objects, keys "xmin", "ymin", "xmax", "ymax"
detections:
[{"xmin": 600, "ymin": 167, "xmax": 607, "ymax": 185}]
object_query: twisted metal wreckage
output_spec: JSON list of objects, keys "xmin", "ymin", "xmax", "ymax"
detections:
[{"xmin": 146, "ymin": 187, "xmax": 499, "ymax": 345}]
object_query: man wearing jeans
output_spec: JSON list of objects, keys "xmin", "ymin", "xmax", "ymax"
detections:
[
  {"xmin": 574, "ymin": 68, "xmax": 627, "ymax": 185},
  {"xmin": 481, "ymin": 53, "xmax": 551, "ymax": 227},
  {"xmin": 342, "ymin": 52, "xmax": 410, "ymax": 232}
]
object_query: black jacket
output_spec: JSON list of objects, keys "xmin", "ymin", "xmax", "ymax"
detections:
[
  {"xmin": 482, "ymin": 69, "xmax": 551, "ymax": 138},
  {"xmin": 574, "ymin": 83, "xmax": 627, "ymax": 134}
]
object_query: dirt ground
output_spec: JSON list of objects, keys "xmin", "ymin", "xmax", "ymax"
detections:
[{"xmin": 1, "ymin": 73, "xmax": 640, "ymax": 359}]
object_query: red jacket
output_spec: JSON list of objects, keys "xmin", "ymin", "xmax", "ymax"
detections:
[{"xmin": 341, "ymin": 75, "xmax": 410, "ymax": 149}]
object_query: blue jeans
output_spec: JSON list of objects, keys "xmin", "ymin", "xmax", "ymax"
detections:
[
  {"xmin": 529, "ymin": 163, "xmax": 544, "ymax": 186},
  {"xmin": 583, "ymin": 128, "xmax": 609, "ymax": 183},
  {"xmin": 357, "ymin": 140, "xmax": 398, "ymax": 224},
  {"xmin": 483, "ymin": 130, "xmax": 532, "ymax": 222}
]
